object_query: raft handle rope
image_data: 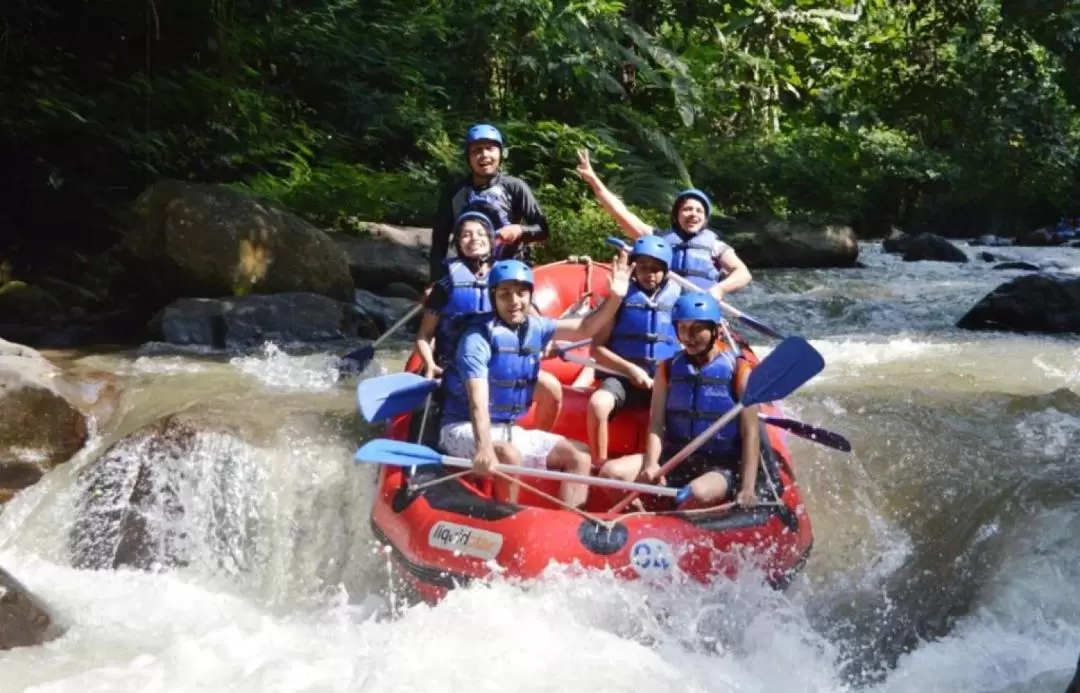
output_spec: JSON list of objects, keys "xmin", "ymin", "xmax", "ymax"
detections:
[{"xmin": 491, "ymin": 469, "xmax": 613, "ymax": 529}]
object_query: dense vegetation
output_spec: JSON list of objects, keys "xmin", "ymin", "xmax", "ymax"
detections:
[{"xmin": 3, "ymin": 0, "xmax": 1079, "ymax": 266}]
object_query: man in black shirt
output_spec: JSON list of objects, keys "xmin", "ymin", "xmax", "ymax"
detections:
[{"xmin": 429, "ymin": 123, "xmax": 550, "ymax": 281}]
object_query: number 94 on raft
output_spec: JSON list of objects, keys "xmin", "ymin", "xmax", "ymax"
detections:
[{"xmin": 628, "ymin": 538, "xmax": 677, "ymax": 580}]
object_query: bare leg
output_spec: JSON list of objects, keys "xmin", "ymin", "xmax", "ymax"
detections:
[
  {"xmin": 677, "ymin": 471, "xmax": 731, "ymax": 510},
  {"xmin": 598, "ymin": 453, "xmax": 647, "ymax": 510},
  {"xmin": 533, "ymin": 370, "xmax": 563, "ymax": 431},
  {"xmin": 492, "ymin": 441, "xmax": 524, "ymax": 504},
  {"xmin": 586, "ymin": 389, "xmax": 616, "ymax": 464},
  {"xmin": 544, "ymin": 438, "xmax": 593, "ymax": 508}
]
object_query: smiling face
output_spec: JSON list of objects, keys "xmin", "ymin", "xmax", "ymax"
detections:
[
  {"xmin": 632, "ymin": 256, "xmax": 667, "ymax": 291},
  {"xmin": 467, "ymin": 141, "xmax": 502, "ymax": 178},
  {"xmin": 675, "ymin": 197, "xmax": 708, "ymax": 234},
  {"xmin": 493, "ymin": 280, "xmax": 532, "ymax": 326},
  {"xmin": 676, "ymin": 320, "xmax": 715, "ymax": 356},
  {"xmin": 455, "ymin": 219, "xmax": 492, "ymax": 259}
]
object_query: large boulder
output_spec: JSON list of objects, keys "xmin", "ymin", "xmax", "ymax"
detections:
[
  {"xmin": 723, "ymin": 218, "xmax": 860, "ymax": 268},
  {"xmin": 334, "ymin": 235, "xmax": 429, "ymax": 293},
  {"xmin": 957, "ymin": 275, "xmax": 1080, "ymax": 333},
  {"xmin": 69, "ymin": 408, "xmax": 274, "ymax": 572},
  {"xmin": 901, "ymin": 233, "xmax": 969, "ymax": 263},
  {"xmin": 122, "ymin": 180, "xmax": 354, "ymax": 305},
  {"xmin": 0, "ymin": 338, "xmax": 121, "ymax": 503},
  {"xmin": 149, "ymin": 292, "xmax": 378, "ymax": 348},
  {"xmin": 0, "ymin": 564, "xmax": 66, "ymax": 650}
]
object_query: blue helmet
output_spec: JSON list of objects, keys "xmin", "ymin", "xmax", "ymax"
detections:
[
  {"xmin": 671, "ymin": 188, "xmax": 713, "ymax": 229},
  {"xmin": 453, "ymin": 210, "xmax": 495, "ymax": 236},
  {"xmin": 629, "ymin": 235, "xmax": 672, "ymax": 269},
  {"xmin": 671, "ymin": 293, "xmax": 723, "ymax": 324},
  {"xmin": 488, "ymin": 260, "xmax": 534, "ymax": 291},
  {"xmin": 465, "ymin": 123, "xmax": 504, "ymax": 150}
]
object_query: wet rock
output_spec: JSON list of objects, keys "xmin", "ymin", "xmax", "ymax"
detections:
[
  {"xmin": 149, "ymin": 292, "xmax": 378, "ymax": 348},
  {"xmin": 992, "ymin": 261, "xmax": 1040, "ymax": 271},
  {"xmin": 0, "ymin": 338, "xmax": 121, "ymax": 503},
  {"xmin": 1066, "ymin": 652, "xmax": 1079, "ymax": 693},
  {"xmin": 381, "ymin": 282, "xmax": 423, "ymax": 301},
  {"xmin": 70, "ymin": 408, "xmax": 273, "ymax": 572},
  {"xmin": 1015, "ymin": 227, "xmax": 1064, "ymax": 247},
  {"xmin": 0, "ymin": 564, "xmax": 66, "ymax": 650},
  {"xmin": 957, "ymin": 275, "xmax": 1080, "ymax": 333},
  {"xmin": 353, "ymin": 290, "xmax": 420, "ymax": 333},
  {"xmin": 354, "ymin": 221, "xmax": 433, "ymax": 250},
  {"xmin": 882, "ymin": 228, "xmax": 910, "ymax": 254},
  {"xmin": 723, "ymin": 218, "xmax": 859, "ymax": 268},
  {"xmin": 122, "ymin": 180, "xmax": 354, "ymax": 306},
  {"xmin": 334, "ymin": 234, "xmax": 429, "ymax": 293},
  {"xmin": 901, "ymin": 233, "xmax": 969, "ymax": 263}
]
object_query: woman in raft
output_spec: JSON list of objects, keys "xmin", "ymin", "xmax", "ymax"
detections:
[
  {"xmin": 574, "ymin": 149, "xmax": 753, "ymax": 302},
  {"xmin": 414, "ymin": 211, "xmax": 563, "ymax": 433},
  {"xmin": 599, "ymin": 292, "xmax": 761, "ymax": 510}
]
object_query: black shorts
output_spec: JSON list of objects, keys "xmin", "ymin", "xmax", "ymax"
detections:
[
  {"xmin": 664, "ymin": 452, "xmax": 740, "ymax": 497},
  {"xmin": 597, "ymin": 376, "xmax": 652, "ymax": 416}
]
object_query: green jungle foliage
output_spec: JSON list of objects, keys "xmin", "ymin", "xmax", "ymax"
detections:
[{"xmin": 3, "ymin": 0, "xmax": 1080, "ymax": 259}]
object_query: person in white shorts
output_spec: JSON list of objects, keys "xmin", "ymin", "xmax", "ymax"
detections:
[{"xmin": 438, "ymin": 255, "xmax": 631, "ymax": 506}]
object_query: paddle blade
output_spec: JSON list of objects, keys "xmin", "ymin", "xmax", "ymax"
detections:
[
  {"xmin": 743, "ymin": 337, "xmax": 824, "ymax": 406},
  {"xmin": 605, "ymin": 236, "xmax": 631, "ymax": 251},
  {"xmin": 339, "ymin": 344, "xmax": 375, "ymax": 373},
  {"xmin": 356, "ymin": 373, "xmax": 438, "ymax": 422},
  {"xmin": 354, "ymin": 439, "xmax": 444, "ymax": 467},
  {"xmin": 761, "ymin": 416, "xmax": 851, "ymax": 453}
]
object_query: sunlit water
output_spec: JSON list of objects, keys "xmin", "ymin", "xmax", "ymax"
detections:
[{"xmin": 1, "ymin": 242, "xmax": 1078, "ymax": 692}]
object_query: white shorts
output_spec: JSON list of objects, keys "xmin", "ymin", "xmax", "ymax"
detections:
[{"xmin": 438, "ymin": 421, "xmax": 561, "ymax": 470}]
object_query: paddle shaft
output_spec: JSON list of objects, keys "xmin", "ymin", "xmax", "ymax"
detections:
[
  {"xmin": 607, "ymin": 403, "xmax": 746, "ymax": 513},
  {"xmin": 434, "ymin": 454, "xmax": 684, "ymax": 500},
  {"xmin": 371, "ymin": 304, "xmax": 424, "ymax": 350}
]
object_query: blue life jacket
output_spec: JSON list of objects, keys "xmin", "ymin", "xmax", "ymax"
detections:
[
  {"xmin": 441, "ymin": 314, "xmax": 546, "ymax": 425},
  {"xmin": 608, "ymin": 279, "xmax": 681, "ymax": 376},
  {"xmin": 659, "ymin": 228, "xmax": 723, "ymax": 290},
  {"xmin": 434, "ymin": 259, "xmax": 491, "ymax": 366},
  {"xmin": 664, "ymin": 348, "xmax": 742, "ymax": 458}
]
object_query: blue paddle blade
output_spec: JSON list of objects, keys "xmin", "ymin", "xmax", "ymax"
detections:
[
  {"xmin": 338, "ymin": 344, "xmax": 375, "ymax": 374},
  {"xmin": 354, "ymin": 439, "xmax": 444, "ymax": 467},
  {"xmin": 356, "ymin": 373, "xmax": 438, "ymax": 422},
  {"xmin": 606, "ymin": 236, "xmax": 631, "ymax": 251},
  {"xmin": 743, "ymin": 336, "xmax": 825, "ymax": 406},
  {"xmin": 760, "ymin": 415, "xmax": 851, "ymax": 453}
]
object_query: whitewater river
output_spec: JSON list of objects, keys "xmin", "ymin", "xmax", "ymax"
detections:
[{"xmin": 1, "ymin": 242, "xmax": 1078, "ymax": 693}]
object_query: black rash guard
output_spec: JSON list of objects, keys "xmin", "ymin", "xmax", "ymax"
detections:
[{"xmin": 430, "ymin": 172, "xmax": 549, "ymax": 281}]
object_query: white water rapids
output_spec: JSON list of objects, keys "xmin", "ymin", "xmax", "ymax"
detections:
[{"xmin": 1, "ymin": 242, "xmax": 1079, "ymax": 692}]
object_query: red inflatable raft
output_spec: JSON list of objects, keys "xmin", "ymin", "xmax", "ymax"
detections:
[{"xmin": 369, "ymin": 260, "xmax": 814, "ymax": 603}]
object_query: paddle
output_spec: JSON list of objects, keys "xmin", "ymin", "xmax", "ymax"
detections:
[
  {"xmin": 355, "ymin": 438, "xmax": 693, "ymax": 504},
  {"xmin": 556, "ymin": 350, "xmax": 849, "ymax": 453},
  {"xmin": 357, "ymin": 372, "xmax": 438, "ymax": 423},
  {"xmin": 759, "ymin": 415, "xmax": 851, "ymax": 453},
  {"xmin": 340, "ymin": 304, "xmax": 424, "ymax": 373},
  {"xmin": 607, "ymin": 335, "xmax": 825, "ymax": 513},
  {"xmin": 604, "ymin": 236, "xmax": 785, "ymax": 340}
]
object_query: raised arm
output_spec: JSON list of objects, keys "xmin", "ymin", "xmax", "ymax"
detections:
[{"xmin": 575, "ymin": 150, "xmax": 653, "ymax": 240}]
